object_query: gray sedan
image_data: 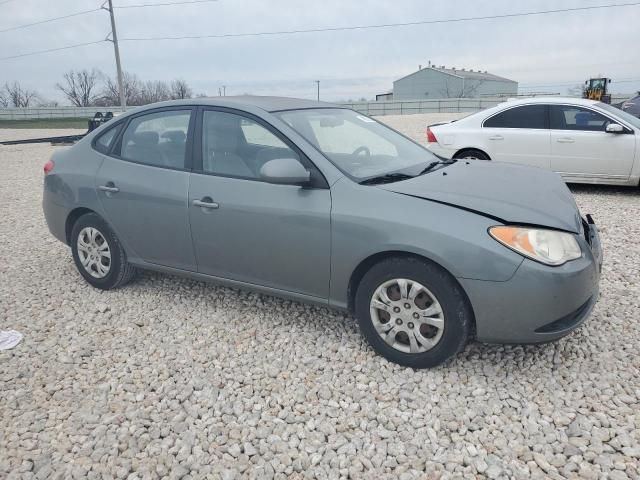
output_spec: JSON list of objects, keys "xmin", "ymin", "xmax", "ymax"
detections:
[{"xmin": 43, "ymin": 96, "xmax": 602, "ymax": 368}]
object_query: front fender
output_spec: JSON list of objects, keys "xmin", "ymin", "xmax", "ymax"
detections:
[{"xmin": 328, "ymin": 179, "xmax": 523, "ymax": 308}]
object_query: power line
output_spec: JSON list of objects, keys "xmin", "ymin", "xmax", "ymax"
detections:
[
  {"xmin": 115, "ymin": 0, "xmax": 218, "ymax": 8},
  {"xmin": 121, "ymin": 1, "xmax": 640, "ymax": 41},
  {"xmin": 0, "ymin": 40, "xmax": 105, "ymax": 61},
  {"xmin": 2, "ymin": 1, "xmax": 639, "ymax": 63},
  {"xmin": 0, "ymin": 0, "xmax": 218, "ymax": 33},
  {"xmin": 0, "ymin": 8, "xmax": 101, "ymax": 34}
]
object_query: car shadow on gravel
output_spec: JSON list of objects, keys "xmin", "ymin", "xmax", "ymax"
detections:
[
  {"xmin": 568, "ymin": 183, "xmax": 640, "ymax": 196},
  {"xmin": 127, "ymin": 270, "xmax": 593, "ymax": 373}
]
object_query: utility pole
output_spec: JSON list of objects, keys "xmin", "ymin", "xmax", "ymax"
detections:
[
  {"xmin": 222, "ymin": 85, "xmax": 226, "ymax": 96},
  {"xmin": 105, "ymin": 0, "xmax": 126, "ymax": 110},
  {"xmin": 315, "ymin": 80, "xmax": 320, "ymax": 101}
]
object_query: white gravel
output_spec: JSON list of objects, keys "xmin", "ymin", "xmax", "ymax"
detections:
[{"xmin": 1, "ymin": 125, "xmax": 639, "ymax": 480}]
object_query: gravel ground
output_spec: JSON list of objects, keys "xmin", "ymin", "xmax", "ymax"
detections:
[{"xmin": 1, "ymin": 125, "xmax": 639, "ymax": 480}]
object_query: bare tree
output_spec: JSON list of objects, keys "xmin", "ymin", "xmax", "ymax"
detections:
[
  {"xmin": 138, "ymin": 80, "xmax": 171, "ymax": 104},
  {"xmin": 0, "ymin": 91, "xmax": 8, "ymax": 107},
  {"xmin": 3, "ymin": 82, "xmax": 39, "ymax": 107},
  {"xmin": 439, "ymin": 78, "xmax": 486, "ymax": 98},
  {"xmin": 37, "ymin": 99, "xmax": 60, "ymax": 107},
  {"xmin": 170, "ymin": 79, "xmax": 192, "ymax": 99},
  {"xmin": 55, "ymin": 69, "xmax": 100, "ymax": 107},
  {"xmin": 97, "ymin": 71, "xmax": 141, "ymax": 106}
]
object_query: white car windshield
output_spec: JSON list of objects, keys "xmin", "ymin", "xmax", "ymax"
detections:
[
  {"xmin": 275, "ymin": 108, "xmax": 438, "ymax": 180},
  {"xmin": 597, "ymin": 102, "xmax": 640, "ymax": 129}
]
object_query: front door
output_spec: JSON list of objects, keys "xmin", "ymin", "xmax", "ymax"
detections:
[
  {"xmin": 96, "ymin": 108, "xmax": 197, "ymax": 271},
  {"xmin": 549, "ymin": 104, "xmax": 636, "ymax": 180},
  {"xmin": 188, "ymin": 108, "xmax": 331, "ymax": 299}
]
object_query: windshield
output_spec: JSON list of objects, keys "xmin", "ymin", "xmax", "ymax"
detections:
[
  {"xmin": 275, "ymin": 108, "xmax": 438, "ymax": 180},
  {"xmin": 597, "ymin": 102, "xmax": 640, "ymax": 129}
]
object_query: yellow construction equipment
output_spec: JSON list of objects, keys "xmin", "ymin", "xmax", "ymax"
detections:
[{"xmin": 583, "ymin": 78, "xmax": 612, "ymax": 103}]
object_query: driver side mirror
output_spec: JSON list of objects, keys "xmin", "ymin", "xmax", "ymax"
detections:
[
  {"xmin": 605, "ymin": 123, "xmax": 624, "ymax": 134},
  {"xmin": 259, "ymin": 158, "xmax": 311, "ymax": 186}
]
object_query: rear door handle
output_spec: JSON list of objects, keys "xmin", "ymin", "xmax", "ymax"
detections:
[
  {"xmin": 192, "ymin": 198, "xmax": 219, "ymax": 209},
  {"xmin": 557, "ymin": 138, "xmax": 575, "ymax": 143},
  {"xmin": 488, "ymin": 135, "xmax": 504, "ymax": 141},
  {"xmin": 98, "ymin": 184, "xmax": 119, "ymax": 193}
]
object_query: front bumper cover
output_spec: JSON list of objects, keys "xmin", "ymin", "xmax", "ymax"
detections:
[{"xmin": 460, "ymin": 216, "xmax": 602, "ymax": 344}]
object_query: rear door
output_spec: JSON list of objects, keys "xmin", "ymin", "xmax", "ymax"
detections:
[
  {"xmin": 188, "ymin": 108, "xmax": 332, "ymax": 299},
  {"xmin": 95, "ymin": 107, "xmax": 197, "ymax": 271},
  {"xmin": 481, "ymin": 104, "xmax": 551, "ymax": 169},
  {"xmin": 549, "ymin": 104, "xmax": 636, "ymax": 180}
]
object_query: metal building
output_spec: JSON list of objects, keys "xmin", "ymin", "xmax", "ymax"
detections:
[{"xmin": 391, "ymin": 65, "xmax": 518, "ymax": 101}]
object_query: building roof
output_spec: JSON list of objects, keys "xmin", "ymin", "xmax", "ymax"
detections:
[{"xmin": 394, "ymin": 66, "xmax": 517, "ymax": 84}]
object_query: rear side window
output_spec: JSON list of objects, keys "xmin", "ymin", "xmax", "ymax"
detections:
[
  {"xmin": 484, "ymin": 105, "xmax": 547, "ymax": 129},
  {"xmin": 93, "ymin": 124, "xmax": 121, "ymax": 154},
  {"xmin": 119, "ymin": 110, "xmax": 191, "ymax": 169},
  {"xmin": 550, "ymin": 105, "xmax": 610, "ymax": 132}
]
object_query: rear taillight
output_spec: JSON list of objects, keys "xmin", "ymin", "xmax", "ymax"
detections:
[
  {"xmin": 44, "ymin": 159, "xmax": 55, "ymax": 175},
  {"xmin": 426, "ymin": 127, "xmax": 437, "ymax": 143}
]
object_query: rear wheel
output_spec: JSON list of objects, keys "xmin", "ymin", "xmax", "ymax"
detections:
[
  {"xmin": 70, "ymin": 213, "xmax": 136, "ymax": 290},
  {"xmin": 355, "ymin": 257, "xmax": 473, "ymax": 368},
  {"xmin": 454, "ymin": 149, "xmax": 490, "ymax": 161}
]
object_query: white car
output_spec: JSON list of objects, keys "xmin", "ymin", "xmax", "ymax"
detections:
[{"xmin": 426, "ymin": 97, "xmax": 640, "ymax": 186}]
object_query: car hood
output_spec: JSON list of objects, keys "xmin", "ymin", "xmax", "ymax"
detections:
[{"xmin": 378, "ymin": 161, "xmax": 582, "ymax": 233}]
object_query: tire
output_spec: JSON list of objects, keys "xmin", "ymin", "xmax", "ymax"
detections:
[
  {"xmin": 454, "ymin": 149, "xmax": 490, "ymax": 161},
  {"xmin": 70, "ymin": 212, "xmax": 136, "ymax": 290},
  {"xmin": 354, "ymin": 257, "xmax": 473, "ymax": 369}
]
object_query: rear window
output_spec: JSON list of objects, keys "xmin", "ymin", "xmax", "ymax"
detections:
[{"xmin": 484, "ymin": 105, "xmax": 547, "ymax": 129}]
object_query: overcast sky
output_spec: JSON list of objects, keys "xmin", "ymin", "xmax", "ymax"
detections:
[{"xmin": 1, "ymin": 0, "xmax": 639, "ymax": 103}]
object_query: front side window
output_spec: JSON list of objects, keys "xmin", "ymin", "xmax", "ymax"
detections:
[
  {"xmin": 275, "ymin": 108, "xmax": 436, "ymax": 179},
  {"xmin": 550, "ymin": 105, "xmax": 611, "ymax": 132},
  {"xmin": 484, "ymin": 105, "xmax": 547, "ymax": 129},
  {"xmin": 120, "ymin": 110, "xmax": 191, "ymax": 169},
  {"xmin": 202, "ymin": 110, "xmax": 300, "ymax": 179}
]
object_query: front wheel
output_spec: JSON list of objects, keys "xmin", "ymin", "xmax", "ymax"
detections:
[
  {"xmin": 354, "ymin": 257, "xmax": 473, "ymax": 368},
  {"xmin": 70, "ymin": 213, "xmax": 137, "ymax": 290}
]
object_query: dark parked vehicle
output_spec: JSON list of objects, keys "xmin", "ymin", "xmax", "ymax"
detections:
[
  {"xmin": 43, "ymin": 96, "xmax": 602, "ymax": 368},
  {"xmin": 622, "ymin": 93, "xmax": 640, "ymax": 118}
]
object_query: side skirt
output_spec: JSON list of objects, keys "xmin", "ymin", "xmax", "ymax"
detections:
[{"xmin": 129, "ymin": 260, "xmax": 337, "ymax": 310}]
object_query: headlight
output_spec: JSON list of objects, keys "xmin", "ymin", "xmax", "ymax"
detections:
[{"xmin": 489, "ymin": 226, "xmax": 582, "ymax": 266}]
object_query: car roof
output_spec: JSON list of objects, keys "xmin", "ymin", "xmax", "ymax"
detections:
[
  {"xmin": 495, "ymin": 96, "xmax": 600, "ymax": 107},
  {"xmin": 127, "ymin": 95, "xmax": 342, "ymax": 114}
]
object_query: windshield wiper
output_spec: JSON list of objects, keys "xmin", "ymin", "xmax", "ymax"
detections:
[
  {"xmin": 359, "ymin": 173, "xmax": 414, "ymax": 185},
  {"xmin": 418, "ymin": 158, "xmax": 457, "ymax": 175}
]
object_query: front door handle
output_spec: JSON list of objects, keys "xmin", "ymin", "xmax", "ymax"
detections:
[
  {"xmin": 192, "ymin": 198, "xmax": 219, "ymax": 209},
  {"xmin": 98, "ymin": 183, "xmax": 119, "ymax": 193},
  {"xmin": 557, "ymin": 137, "xmax": 575, "ymax": 143},
  {"xmin": 488, "ymin": 135, "xmax": 504, "ymax": 141}
]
